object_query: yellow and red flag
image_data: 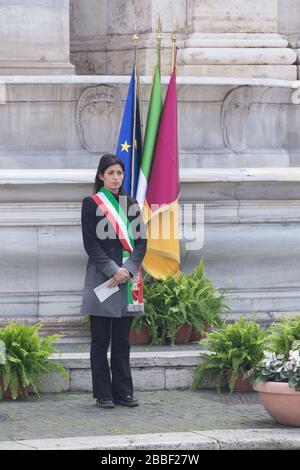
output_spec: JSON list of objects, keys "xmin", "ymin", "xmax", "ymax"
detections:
[{"xmin": 142, "ymin": 70, "xmax": 180, "ymax": 279}]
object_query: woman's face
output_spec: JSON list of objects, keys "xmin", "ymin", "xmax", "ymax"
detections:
[{"xmin": 99, "ymin": 164, "xmax": 124, "ymax": 193}]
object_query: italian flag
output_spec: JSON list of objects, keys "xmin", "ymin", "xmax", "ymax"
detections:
[{"xmin": 136, "ymin": 66, "xmax": 163, "ymax": 209}]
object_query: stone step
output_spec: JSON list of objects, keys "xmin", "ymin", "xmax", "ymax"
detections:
[
  {"xmin": 41, "ymin": 346, "xmax": 208, "ymax": 394},
  {"xmin": 53, "ymin": 336, "xmax": 206, "ymax": 353},
  {"xmin": 53, "ymin": 337, "xmax": 91, "ymax": 353}
]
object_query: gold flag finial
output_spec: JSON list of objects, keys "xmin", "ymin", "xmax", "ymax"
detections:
[
  {"xmin": 133, "ymin": 29, "xmax": 139, "ymax": 44},
  {"xmin": 157, "ymin": 16, "xmax": 162, "ymax": 39},
  {"xmin": 133, "ymin": 15, "xmax": 139, "ymax": 44}
]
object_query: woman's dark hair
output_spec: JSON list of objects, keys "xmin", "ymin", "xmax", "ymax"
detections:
[{"xmin": 93, "ymin": 153, "xmax": 126, "ymax": 194}]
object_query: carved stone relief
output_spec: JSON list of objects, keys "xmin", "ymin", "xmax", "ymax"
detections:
[
  {"xmin": 221, "ymin": 85, "xmax": 300, "ymax": 153},
  {"xmin": 76, "ymin": 85, "xmax": 121, "ymax": 153}
]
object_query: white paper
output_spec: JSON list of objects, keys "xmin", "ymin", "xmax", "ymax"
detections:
[{"xmin": 93, "ymin": 279, "xmax": 119, "ymax": 303}]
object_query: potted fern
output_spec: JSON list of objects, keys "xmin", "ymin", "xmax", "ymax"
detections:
[
  {"xmin": 0, "ymin": 321, "xmax": 68, "ymax": 400},
  {"xmin": 188, "ymin": 259, "xmax": 231, "ymax": 341},
  {"xmin": 192, "ymin": 316, "xmax": 267, "ymax": 392},
  {"xmin": 130, "ymin": 316, "xmax": 150, "ymax": 345},
  {"xmin": 142, "ymin": 259, "xmax": 230, "ymax": 345},
  {"xmin": 262, "ymin": 316, "xmax": 300, "ymax": 355}
]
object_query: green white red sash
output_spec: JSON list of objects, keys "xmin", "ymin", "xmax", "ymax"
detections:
[{"xmin": 92, "ymin": 187, "xmax": 144, "ymax": 312}]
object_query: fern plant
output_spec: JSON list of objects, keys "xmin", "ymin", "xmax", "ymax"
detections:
[
  {"xmin": 141, "ymin": 258, "xmax": 231, "ymax": 345},
  {"xmin": 188, "ymin": 259, "xmax": 231, "ymax": 334},
  {"xmin": 192, "ymin": 316, "xmax": 267, "ymax": 392},
  {"xmin": 0, "ymin": 321, "xmax": 68, "ymax": 400},
  {"xmin": 262, "ymin": 316, "xmax": 300, "ymax": 356}
]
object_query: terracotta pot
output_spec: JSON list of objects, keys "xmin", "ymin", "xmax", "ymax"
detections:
[
  {"xmin": 226, "ymin": 371, "xmax": 253, "ymax": 392},
  {"xmin": 254, "ymin": 381, "xmax": 300, "ymax": 426},
  {"xmin": 174, "ymin": 324, "xmax": 193, "ymax": 344},
  {"xmin": 129, "ymin": 326, "xmax": 150, "ymax": 345},
  {"xmin": 190, "ymin": 323, "xmax": 209, "ymax": 342},
  {"xmin": 0, "ymin": 379, "xmax": 29, "ymax": 400}
]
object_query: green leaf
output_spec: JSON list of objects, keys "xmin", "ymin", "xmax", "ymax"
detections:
[
  {"xmin": 0, "ymin": 321, "xmax": 67, "ymax": 400},
  {"xmin": 142, "ymin": 258, "xmax": 229, "ymax": 344},
  {"xmin": 192, "ymin": 316, "xmax": 266, "ymax": 392}
]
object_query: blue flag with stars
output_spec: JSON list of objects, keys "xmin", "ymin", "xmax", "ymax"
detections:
[{"xmin": 116, "ymin": 68, "xmax": 142, "ymax": 197}]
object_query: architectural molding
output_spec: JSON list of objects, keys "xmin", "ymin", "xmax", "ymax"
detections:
[
  {"xmin": 221, "ymin": 85, "xmax": 300, "ymax": 153},
  {"xmin": 76, "ymin": 85, "xmax": 121, "ymax": 153}
]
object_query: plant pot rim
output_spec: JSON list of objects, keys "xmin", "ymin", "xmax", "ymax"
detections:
[{"xmin": 253, "ymin": 381, "xmax": 300, "ymax": 395}]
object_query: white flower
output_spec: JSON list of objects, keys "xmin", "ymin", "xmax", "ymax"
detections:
[
  {"xmin": 284, "ymin": 362, "xmax": 294, "ymax": 371},
  {"xmin": 289, "ymin": 349, "xmax": 300, "ymax": 363},
  {"xmin": 263, "ymin": 350, "xmax": 277, "ymax": 366},
  {"xmin": 257, "ymin": 348, "xmax": 300, "ymax": 388},
  {"xmin": 263, "ymin": 351, "xmax": 276, "ymax": 360}
]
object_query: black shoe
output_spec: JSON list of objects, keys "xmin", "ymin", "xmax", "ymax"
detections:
[
  {"xmin": 96, "ymin": 397, "xmax": 114, "ymax": 409},
  {"xmin": 114, "ymin": 395, "xmax": 139, "ymax": 407}
]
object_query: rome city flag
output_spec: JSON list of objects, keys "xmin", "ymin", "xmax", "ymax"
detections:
[{"xmin": 142, "ymin": 69, "xmax": 180, "ymax": 279}]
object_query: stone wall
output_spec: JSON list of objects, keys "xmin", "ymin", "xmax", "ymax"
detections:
[
  {"xmin": 187, "ymin": 0, "xmax": 278, "ymax": 34},
  {"xmin": 70, "ymin": 0, "xmax": 298, "ymax": 79},
  {"xmin": 0, "ymin": 0, "xmax": 74, "ymax": 74},
  {"xmin": 0, "ymin": 77, "xmax": 299, "ymax": 171},
  {"xmin": 0, "ymin": 77, "xmax": 300, "ymax": 331}
]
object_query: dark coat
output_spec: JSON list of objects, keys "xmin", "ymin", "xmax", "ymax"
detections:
[{"xmin": 80, "ymin": 191, "xmax": 147, "ymax": 318}]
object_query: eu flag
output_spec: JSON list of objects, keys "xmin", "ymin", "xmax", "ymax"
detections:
[{"xmin": 116, "ymin": 68, "xmax": 142, "ymax": 197}]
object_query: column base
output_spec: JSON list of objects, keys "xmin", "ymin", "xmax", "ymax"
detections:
[
  {"xmin": 177, "ymin": 64, "xmax": 297, "ymax": 80},
  {"xmin": 177, "ymin": 33, "xmax": 297, "ymax": 80}
]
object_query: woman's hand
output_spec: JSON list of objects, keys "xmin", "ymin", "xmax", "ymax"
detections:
[{"xmin": 107, "ymin": 267, "xmax": 130, "ymax": 288}]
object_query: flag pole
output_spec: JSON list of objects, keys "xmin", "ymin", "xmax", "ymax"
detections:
[
  {"xmin": 157, "ymin": 17, "xmax": 162, "ymax": 79},
  {"xmin": 171, "ymin": 31, "xmax": 177, "ymax": 73},
  {"xmin": 135, "ymin": 20, "xmax": 143, "ymax": 142},
  {"xmin": 131, "ymin": 28, "xmax": 139, "ymax": 197}
]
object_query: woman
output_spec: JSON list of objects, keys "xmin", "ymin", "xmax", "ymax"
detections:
[{"xmin": 80, "ymin": 154, "xmax": 147, "ymax": 409}]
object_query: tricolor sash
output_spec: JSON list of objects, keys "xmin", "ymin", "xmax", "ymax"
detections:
[{"xmin": 92, "ymin": 187, "xmax": 144, "ymax": 312}]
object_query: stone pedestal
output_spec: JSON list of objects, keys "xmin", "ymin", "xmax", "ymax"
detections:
[
  {"xmin": 0, "ymin": 77, "xmax": 299, "ymax": 333},
  {"xmin": 0, "ymin": 0, "xmax": 74, "ymax": 75},
  {"xmin": 178, "ymin": 34, "xmax": 296, "ymax": 79},
  {"xmin": 1, "ymin": 166, "xmax": 300, "ymax": 333},
  {"xmin": 0, "ymin": 76, "xmax": 299, "ymax": 170},
  {"xmin": 70, "ymin": 0, "xmax": 297, "ymax": 79},
  {"xmin": 178, "ymin": 0, "xmax": 297, "ymax": 79}
]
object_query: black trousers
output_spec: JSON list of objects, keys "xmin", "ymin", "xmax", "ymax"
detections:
[{"xmin": 90, "ymin": 315, "xmax": 134, "ymax": 400}]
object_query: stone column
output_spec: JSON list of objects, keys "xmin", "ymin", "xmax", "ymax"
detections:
[
  {"xmin": 278, "ymin": 0, "xmax": 300, "ymax": 79},
  {"xmin": 179, "ymin": 0, "xmax": 297, "ymax": 79},
  {"xmin": 0, "ymin": 0, "xmax": 74, "ymax": 75},
  {"xmin": 70, "ymin": 0, "xmax": 297, "ymax": 80},
  {"xmin": 70, "ymin": 0, "xmax": 186, "ymax": 75}
]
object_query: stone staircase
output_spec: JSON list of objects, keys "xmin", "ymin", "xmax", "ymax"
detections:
[
  {"xmin": 40, "ymin": 309, "xmax": 297, "ymax": 394},
  {"xmin": 41, "ymin": 340, "xmax": 208, "ymax": 394}
]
